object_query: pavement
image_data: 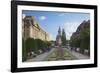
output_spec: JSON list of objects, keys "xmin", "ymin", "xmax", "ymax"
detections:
[
  {"xmin": 25, "ymin": 47, "xmax": 89, "ymax": 62},
  {"xmin": 64, "ymin": 48, "xmax": 90, "ymax": 59},
  {"xmin": 26, "ymin": 48, "xmax": 56, "ymax": 62}
]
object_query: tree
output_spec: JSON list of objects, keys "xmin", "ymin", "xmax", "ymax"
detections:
[
  {"xmin": 70, "ymin": 20, "xmax": 90, "ymax": 55},
  {"xmin": 80, "ymin": 28, "xmax": 90, "ymax": 54},
  {"xmin": 22, "ymin": 38, "xmax": 27, "ymax": 62},
  {"xmin": 25, "ymin": 38, "xmax": 38, "ymax": 53}
]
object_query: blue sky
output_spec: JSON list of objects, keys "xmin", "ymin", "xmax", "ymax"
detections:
[{"xmin": 22, "ymin": 10, "xmax": 90, "ymax": 40}]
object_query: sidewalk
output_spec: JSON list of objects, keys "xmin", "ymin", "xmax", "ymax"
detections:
[
  {"xmin": 26, "ymin": 48, "xmax": 56, "ymax": 62},
  {"xmin": 64, "ymin": 48, "xmax": 90, "ymax": 59}
]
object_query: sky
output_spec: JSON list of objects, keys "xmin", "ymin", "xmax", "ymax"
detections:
[{"xmin": 22, "ymin": 10, "xmax": 90, "ymax": 40}]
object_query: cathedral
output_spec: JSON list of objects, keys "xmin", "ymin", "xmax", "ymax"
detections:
[
  {"xmin": 56, "ymin": 27, "xmax": 66, "ymax": 60},
  {"xmin": 56, "ymin": 27, "xmax": 67, "ymax": 46}
]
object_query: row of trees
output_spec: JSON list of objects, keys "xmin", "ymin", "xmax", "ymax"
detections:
[
  {"xmin": 22, "ymin": 38, "xmax": 51, "ymax": 61},
  {"xmin": 70, "ymin": 20, "xmax": 90, "ymax": 55}
]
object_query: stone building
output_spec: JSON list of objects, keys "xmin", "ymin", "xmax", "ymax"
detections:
[
  {"xmin": 22, "ymin": 16, "xmax": 50, "ymax": 41},
  {"xmin": 56, "ymin": 27, "xmax": 62, "ymax": 46},
  {"xmin": 56, "ymin": 27, "xmax": 65, "ymax": 60},
  {"xmin": 56, "ymin": 27, "xmax": 67, "ymax": 46}
]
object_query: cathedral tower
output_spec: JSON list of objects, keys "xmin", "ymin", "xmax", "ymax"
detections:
[{"xmin": 56, "ymin": 27, "xmax": 62, "ymax": 46}]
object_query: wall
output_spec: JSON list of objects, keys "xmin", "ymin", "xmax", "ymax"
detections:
[{"xmin": 0, "ymin": 0, "xmax": 99, "ymax": 73}]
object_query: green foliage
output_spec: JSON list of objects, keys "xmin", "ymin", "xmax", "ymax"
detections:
[
  {"xmin": 22, "ymin": 38, "xmax": 51, "ymax": 61},
  {"xmin": 71, "ymin": 35, "xmax": 81, "ymax": 48},
  {"xmin": 70, "ymin": 20, "xmax": 90, "ymax": 54},
  {"xmin": 25, "ymin": 38, "xmax": 37, "ymax": 53},
  {"xmin": 22, "ymin": 38, "xmax": 27, "ymax": 62},
  {"xmin": 80, "ymin": 29, "xmax": 90, "ymax": 53}
]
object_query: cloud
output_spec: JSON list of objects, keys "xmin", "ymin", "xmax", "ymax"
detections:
[
  {"xmin": 39, "ymin": 16, "xmax": 46, "ymax": 20},
  {"xmin": 62, "ymin": 22, "xmax": 81, "ymax": 40},
  {"xmin": 49, "ymin": 33, "xmax": 55, "ymax": 40}
]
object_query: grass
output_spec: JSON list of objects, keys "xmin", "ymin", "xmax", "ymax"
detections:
[
  {"xmin": 44, "ymin": 48, "xmax": 77, "ymax": 61},
  {"xmin": 64, "ymin": 50, "xmax": 77, "ymax": 60},
  {"xmin": 45, "ymin": 49, "xmax": 57, "ymax": 61}
]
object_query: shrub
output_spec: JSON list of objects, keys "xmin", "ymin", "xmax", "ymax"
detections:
[
  {"xmin": 22, "ymin": 38, "xmax": 27, "ymax": 62},
  {"xmin": 22, "ymin": 38, "xmax": 51, "ymax": 61}
]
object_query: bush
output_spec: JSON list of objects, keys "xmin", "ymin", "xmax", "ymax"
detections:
[
  {"xmin": 25, "ymin": 38, "xmax": 38, "ymax": 53},
  {"xmin": 70, "ymin": 28, "xmax": 90, "ymax": 54},
  {"xmin": 22, "ymin": 38, "xmax": 27, "ymax": 62},
  {"xmin": 36, "ymin": 39, "xmax": 51, "ymax": 52},
  {"xmin": 22, "ymin": 38, "xmax": 51, "ymax": 61}
]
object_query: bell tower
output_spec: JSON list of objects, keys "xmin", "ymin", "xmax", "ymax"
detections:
[{"xmin": 56, "ymin": 27, "xmax": 62, "ymax": 46}]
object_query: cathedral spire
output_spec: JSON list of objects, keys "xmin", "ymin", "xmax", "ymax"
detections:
[
  {"xmin": 62, "ymin": 28, "xmax": 65, "ymax": 35},
  {"xmin": 58, "ymin": 26, "xmax": 61, "ymax": 35},
  {"xmin": 56, "ymin": 26, "xmax": 62, "ymax": 46},
  {"xmin": 62, "ymin": 28, "xmax": 67, "ymax": 46}
]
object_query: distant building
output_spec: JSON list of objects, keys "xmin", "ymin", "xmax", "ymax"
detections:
[
  {"xmin": 56, "ymin": 27, "xmax": 65, "ymax": 60},
  {"xmin": 22, "ymin": 16, "xmax": 50, "ymax": 41},
  {"xmin": 56, "ymin": 27, "xmax": 62, "ymax": 46},
  {"xmin": 56, "ymin": 27, "xmax": 67, "ymax": 46}
]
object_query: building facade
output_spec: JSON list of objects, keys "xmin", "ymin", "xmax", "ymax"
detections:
[
  {"xmin": 56, "ymin": 27, "xmax": 67, "ymax": 46},
  {"xmin": 56, "ymin": 27, "xmax": 62, "ymax": 46},
  {"xmin": 22, "ymin": 16, "xmax": 50, "ymax": 41}
]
